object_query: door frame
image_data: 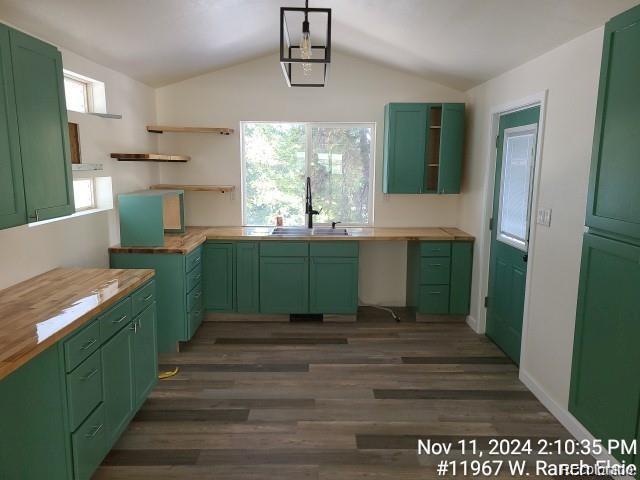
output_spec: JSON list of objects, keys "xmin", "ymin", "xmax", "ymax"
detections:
[{"xmin": 475, "ymin": 91, "xmax": 548, "ymax": 368}]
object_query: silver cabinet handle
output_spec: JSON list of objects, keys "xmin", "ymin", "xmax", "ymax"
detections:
[
  {"xmin": 85, "ymin": 424, "xmax": 103, "ymax": 438},
  {"xmin": 81, "ymin": 368, "xmax": 99, "ymax": 381},
  {"xmin": 113, "ymin": 314, "xmax": 128, "ymax": 324},
  {"xmin": 80, "ymin": 338, "xmax": 97, "ymax": 350}
]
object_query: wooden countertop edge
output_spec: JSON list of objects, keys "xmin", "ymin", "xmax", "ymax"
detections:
[{"xmin": 0, "ymin": 269, "xmax": 155, "ymax": 382}]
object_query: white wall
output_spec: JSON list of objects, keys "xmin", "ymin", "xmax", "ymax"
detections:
[
  {"xmin": 460, "ymin": 28, "xmax": 604, "ymax": 407},
  {"xmin": 155, "ymin": 51, "xmax": 466, "ymax": 305},
  {"xmin": 0, "ymin": 25, "xmax": 159, "ymax": 289}
]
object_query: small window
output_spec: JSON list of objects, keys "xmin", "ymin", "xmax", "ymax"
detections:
[
  {"xmin": 63, "ymin": 70, "xmax": 107, "ymax": 114},
  {"xmin": 73, "ymin": 178, "xmax": 95, "ymax": 211}
]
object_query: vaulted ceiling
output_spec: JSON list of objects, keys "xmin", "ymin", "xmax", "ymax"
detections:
[{"xmin": 0, "ymin": 0, "xmax": 637, "ymax": 90}]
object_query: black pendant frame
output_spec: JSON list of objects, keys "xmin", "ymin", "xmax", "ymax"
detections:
[{"xmin": 280, "ymin": 5, "xmax": 331, "ymax": 87}]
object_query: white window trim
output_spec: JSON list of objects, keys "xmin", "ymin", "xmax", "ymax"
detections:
[{"xmin": 240, "ymin": 121, "xmax": 376, "ymax": 227}]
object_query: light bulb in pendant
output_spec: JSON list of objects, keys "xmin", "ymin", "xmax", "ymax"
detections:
[{"xmin": 301, "ymin": 18, "xmax": 312, "ymax": 76}]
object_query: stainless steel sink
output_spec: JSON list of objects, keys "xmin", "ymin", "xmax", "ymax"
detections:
[{"xmin": 312, "ymin": 227, "xmax": 349, "ymax": 236}]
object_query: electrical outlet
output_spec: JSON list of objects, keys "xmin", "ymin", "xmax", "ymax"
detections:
[{"xmin": 536, "ymin": 208, "xmax": 552, "ymax": 227}]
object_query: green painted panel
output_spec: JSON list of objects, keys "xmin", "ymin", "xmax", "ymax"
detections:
[
  {"xmin": 118, "ymin": 194, "xmax": 165, "ymax": 247},
  {"xmin": 309, "ymin": 256, "xmax": 358, "ymax": 314},
  {"xmin": 101, "ymin": 323, "xmax": 134, "ymax": 447},
  {"xmin": 71, "ymin": 403, "xmax": 107, "ymax": 480},
  {"xmin": 586, "ymin": 4, "xmax": 640, "ymax": 240},
  {"xmin": 438, "ymin": 103, "xmax": 465, "ymax": 194},
  {"xmin": 0, "ymin": 344, "xmax": 72, "ymax": 479},
  {"xmin": 236, "ymin": 242, "xmax": 259, "ymax": 313},
  {"xmin": 420, "ymin": 257, "xmax": 450, "ymax": 285},
  {"xmin": 259, "ymin": 256, "xmax": 309, "ymax": 313},
  {"xmin": 569, "ymin": 233, "xmax": 640, "ymax": 464},
  {"xmin": 110, "ymin": 253, "xmax": 186, "ymax": 352},
  {"xmin": 383, "ymin": 103, "xmax": 428, "ymax": 194},
  {"xmin": 203, "ymin": 242, "xmax": 235, "ymax": 312},
  {"xmin": 449, "ymin": 242, "xmax": 473, "ymax": 315},
  {"xmin": 66, "ymin": 350, "xmax": 102, "ymax": 432},
  {"xmin": 0, "ymin": 25, "xmax": 25, "ymax": 230},
  {"xmin": 418, "ymin": 285, "xmax": 450, "ymax": 314},
  {"xmin": 133, "ymin": 303, "xmax": 158, "ymax": 408},
  {"xmin": 9, "ymin": 28, "xmax": 74, "ymax": 222}
]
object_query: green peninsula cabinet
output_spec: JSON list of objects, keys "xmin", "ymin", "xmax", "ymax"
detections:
[
  {"xmin": 110, "ymin": 246, "xmax": 203, "ymax": 352},
  {"xmin": 0, "ymin": 22, "xmax": 74, "ymax": 229},
  {"xmin": 406, "ymin": 240, "xmax": 473, "ymax": 317},
  {"xmin": 383, "ymin": 102, "xmax": 464, "ymax": 194}
]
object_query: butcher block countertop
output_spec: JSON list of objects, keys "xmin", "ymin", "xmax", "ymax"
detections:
[
  {"xmin": 108, "ymin": 226, "xmax": 474, "ymax": 255},
  {"xmin": 0, "ymin": 268, "xmax": 154, "ymax": 381}
]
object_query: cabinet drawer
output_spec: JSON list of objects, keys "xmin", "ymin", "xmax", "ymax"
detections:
[
  {"xmin": 186, "ymin": 265, "xmax": 202, "ymax": 293},
  {"xmin": 185, "ymin": 247, "xmax": 202, "ymax": 272},
  {"xmin": 420, "ymin": 241, "xmax": 451, "ymax": 257},
  {"xmin": 187, "ymin": 284, "xmax": 203, "ymax": 312},
  {"xmin": 418, "ymin": 285, "xmax": 450, "ymax": 314},
  {"xmin": 260, "ymin": 241, "xmax": 309, "ymax": 257},
  {"xmin": 72, "ymin": 403, "xmax": 107, "ymax": 480},
  {"xmin": 64, "ymin": 320, "xmax": 101, "ymax": 372},
  {"xmin": 132, "ymin": 280, "xmax": 155, "ymax": 317},
  {"xmin": 310, "ymin": 241, "xmax": 358, "ymax": 257},
  {"xmin": 98, "ymin": 297, "xmax": 132, "ymax": 342},
  {"xmin": 420, "ymin": 258, "xmax": 451, "ymax": 285},
  {"xmin": 67, "ymin": 350, "xmax": 102, "ymax": 432}
]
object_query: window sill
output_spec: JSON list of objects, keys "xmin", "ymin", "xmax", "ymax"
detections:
[{"xmin": 28, "ymin": 206, "xmax": 112, "ymax": 228}]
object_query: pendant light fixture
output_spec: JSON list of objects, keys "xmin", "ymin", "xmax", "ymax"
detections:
[{"xmin": 280, "ymin": 0, "xmax": 331, "ymax": 87}]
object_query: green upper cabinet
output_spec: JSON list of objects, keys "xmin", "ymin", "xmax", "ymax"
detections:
[
  {"xmin": 569, "ymin": 233, "xmax": 640, "ymax": 464},
  {"xmin": 585, "ymin": 5, "xmax": 640, "ymax": 241},
  {"xmin": 9, "ymin": 28, "xmax": 74, "ymax": 222},
  {"xmin": 383, "ymin": 102, "xmax": 465, "ymax": 195},
  {"xmin": 383, "ymin": 103, "xmax": 427, "ymax": 194},
  {"xmin": 0, "ymin": 25, "xmax": 26, "ymax": 230}
]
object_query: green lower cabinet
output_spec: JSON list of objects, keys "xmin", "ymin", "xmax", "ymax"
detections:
[
  {"xmin": 260, "ymin": 256, "xmax": 309, "ymax": 313},
  {"xmin": 203, "ymin": 242, "xmax": 235, "ymax": 312},
  {"xmin": 0, "ymin": 344, "xmax": 72, "ymax": 479},
  {"xmin": 236, "ymin": 242, "xmax": 259, "ymax": 313},
  {"xmin": 309, "ymin": 256, "xmax": 358, "ymax": 314},
  {"xmin": 133, "ymin": 303, "xmax": 158, "ymax": 407},
  {"xmin": 569, "ymin": 233, "xmax": 640, "ymax": 465},
  {"xmin": 102, "ymin": 324, "xmax": 134, "ymax": 446}
]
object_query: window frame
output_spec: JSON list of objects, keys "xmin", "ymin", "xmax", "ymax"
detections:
[{"xmin": 240, "ymin": 121, "xmax": 376, "ymax": 227}]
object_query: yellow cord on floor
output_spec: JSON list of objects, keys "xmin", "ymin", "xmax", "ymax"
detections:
[{"xmin": 158, "ymin": 367, "xmax": 179, "ymax": 379}]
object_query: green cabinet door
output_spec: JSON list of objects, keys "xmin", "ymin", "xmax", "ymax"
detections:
[
  {"xmin": 203, "ymin": 242, "xmax": 235, "ymax": 312},
  {"xmin": 309, "ymin": 256, "xmax": 358, "ymax": 314},
  {"xmin": 9, "ymin": 28, "xmax": 74, "ymax": 222},
  {"xmin": 133, "ymin": 304, "xmax": 158, "ymax": 408},
  {"xmin": 260, "ymin": 256, "xmax": 309, "ymax": 313},
  {"xmin": 101, "ymin": 323, "xmax": 134, "ymax": 447},
  {"xmin": 585, "ymin": 5, "xmax": 640, "ymax": 240},
  {"xmin": 0, "ymin": 25, "xmax": 26, "ymax": 230},
  {"xmin": 449, "ymin": 241, "xmax": 473, "ymax": 315},
  {"xmin": 236, "ymin": 242, "xmax": 259, "ymax": 313},
  {"xmin": 383, "ymin": 103, "xmax": 427, "ymax": 193},
  {"xmin": 438, "ymin": 103, "xmax": 465, "ymax": 194},
  {"xmin": 0, "ymin": 344, "xmax": 72, "ymax": 479},
  {"xmin": 569, "ymin": 233, "xmax": 640, "ymax": 464}
]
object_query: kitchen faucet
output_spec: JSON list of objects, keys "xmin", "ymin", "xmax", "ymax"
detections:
[{"xmin": 305, "ymin": 176, "xmax": 320, "ymax": 228}]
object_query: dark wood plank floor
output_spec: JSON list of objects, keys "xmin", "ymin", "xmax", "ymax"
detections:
[{"xmin": 94, "ymin": 309, "xmax": 601, "ymax": 479}]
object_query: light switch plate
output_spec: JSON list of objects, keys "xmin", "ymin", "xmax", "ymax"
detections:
[{"xmin": 536, "ymin": 208, "xmax": 552, "ymax": 227}]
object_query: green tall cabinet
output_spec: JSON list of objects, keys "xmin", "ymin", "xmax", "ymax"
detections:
[
  {"xmin": 569, "ymin": 3, "xmax": 640, "ymax": 468},
  {"xmin": 0, "ymin": 23, "xmax": 74, "ymax": 228},
  {"xmin": 383, "ymin": 102, "xmax": 464, "ymax": 194}
]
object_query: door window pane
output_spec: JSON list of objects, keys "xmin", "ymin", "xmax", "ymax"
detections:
[{"xmin": 497, "ymin": 125, "xmax": 537, "ymax": 250}]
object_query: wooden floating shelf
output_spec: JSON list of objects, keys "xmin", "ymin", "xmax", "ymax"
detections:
[
  {"xmin": 149, "ymin": 184, "xmax": 235, "ymax": 193},
  {"xmin": 146, "ymin": 125, "xmax": 234, "ymax": 135},
  {"xmin": 110, "ymin": 153, "xmax": 190, "ymax": 162}
]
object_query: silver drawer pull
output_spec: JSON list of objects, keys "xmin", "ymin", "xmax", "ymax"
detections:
[
  {"xmin": 85, "ymin": 424, "xmax": 103, "ymax": 438},
  {"xmin": 80, "ymin": 338, "xmax": 97, "ymax": 350},
  {"xmin": 143, "ymin": 294, "xmax": 153, "ymax": 301},
  {"xmin": 81, "ymin": 368, "xmax": 99, "ymax": 381},
  {"xmin": 112, "ymin": 314, "xmax": 128, "ymax": 324}
]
